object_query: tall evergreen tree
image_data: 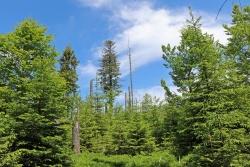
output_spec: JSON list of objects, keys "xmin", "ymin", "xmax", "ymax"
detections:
[
  {"xmin": 0, "ymin": 20, "xmax": 71, "ymax": 166},
  {"xmin": 59, "ymin": 46, "xmax": 80, "ymax": 154},
  {"xmin": 162, "ymin": 7, "xmax": 250, "ymax": 166},
  {"xmin": 59, "ymin": 46, "xmax": 79, "ymax": 96},
  {"xmin": 98, "ymin": 40, "xmax": 121, "ymax": 112},
  {"xmin": 0, "ymin": 34, "xmax": 17, "ymax": 166},
  {"xmin": 224, "ymin": 5, "xmax": 250, "ymax": 84},
  {"xmin": 220, "ymin": 5, "xmax": 250, "ymax": 166},
  {"xmin": 162, "ymin": 11, "xmax": 221, "ymax": 156}
]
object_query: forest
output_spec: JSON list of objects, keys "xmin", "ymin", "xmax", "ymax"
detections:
[{"xmin": 0, "ymin": 4, "xmax": 249, "ymax": 167}]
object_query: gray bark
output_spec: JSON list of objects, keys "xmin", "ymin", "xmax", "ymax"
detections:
[{"xmin": 72, "ymin": 120, "xmax": 80, "ymax": 154}]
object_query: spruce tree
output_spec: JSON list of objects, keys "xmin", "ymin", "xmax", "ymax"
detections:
[
  {"xmin": 162, "ymin": 7, "xmax": 250, "ymax": 166},
  {"xmin": 106, "ymin": 112, "xmax": 129, "ymax": 155},
  {"xmin": 126, "ymin": 112, "xmax": 156, "ymax": 155},
  {"xmin": 98, "ymin": 40, "xmax": 121, "ymax": 112},
  {"xmin": 162, "ymin": 11, "xmax": 222, "ymax": 157},
  {"xmin": 224, "ymin": 5, "xmax": 250, "ymax": 84},
  {"xmin": 59, "ymin": 46, "xmax": 80, "ymax": 154},
  {"xmin": 0, "ymin": 20, "xmax": 71, "ymax": 166},
  {"xmin": 0, "ymin": 34, "xmax": 17, "ymax": 166},
  {"xmin": 59, "ymin": 46, "xmax": 79, "ymax": 96},
  {"xmin": 141, "ymin": 93, "xmax": 155, "ymax": 112},
  {"xmin": 219, "ymin": 5, "xmax": 250, "ymax": 166},
  {"xmin": 162, "ymin": 10, "xmax": 219, "ymax": 162},
  {"xmin": 79, "ymin": 99, "xmax": 96, "ymax": 151}
]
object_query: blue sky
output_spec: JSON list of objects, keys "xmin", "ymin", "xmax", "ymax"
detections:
[{"xmin": 1, "ymin": 0, "xmax": 249, "ymax": 101}]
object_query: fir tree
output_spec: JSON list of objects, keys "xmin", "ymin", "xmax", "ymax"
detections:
[
  {"xmin": 59, "ymin": 46, "xmax": 80, "ymax": 154},
  {"xmin": 126, "ymin": 112, "xmax": 156, "ymax": 155},
  {"xmin": 98, "ymin": 40, "xmax": 121, "ymax": 112},
  {"xmin": 0, "ymin": 20, "xmax": 71, "ymax": 166},
  {"xmin": 59, "ymin": 46, "xmax": 79, "ymax": 96},
  {"xmin": 162, "ymin": 7, "xmax": 250, "ymax": 166},
  {"xmin": 224, "ymin": 5, "xmax": 250, "ymax": 84}
]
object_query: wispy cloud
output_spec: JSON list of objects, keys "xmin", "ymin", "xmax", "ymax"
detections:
[
  {"xmin": 77, "ymin": 0, "xmax": 114, "ymax": 8},
  {"xmin": 116, "ymin": 85, "xmax": 165, "ymax": 104},
  {"xmin": 134, "ymin": 86, "xmax": 166, "ymax": 101},
  {"xmin": 116, "ymin": 84, "xmax": 179, "ymax": 104},
  {"xmin": 113, "ymin": 4, "xmax": 228, "ymax": 76},
  {"xmin": 79, "ymin": 61, "xmax": 98, "ymax": 77}
]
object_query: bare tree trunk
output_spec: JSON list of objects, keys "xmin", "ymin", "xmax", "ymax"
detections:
[
  {"xmin": 125, "ymin": 92, "xmax": 127, "ymax": 111},
  {"xmin": 89, "ymin": 79, "xmax": 94, "ymax": 97},
  {"xmin": 128, "ymin": 86, "xmax": 131, "ymax": 111},
  {"xmin": 72, "ymin": 120, "xmax": 80, "ymax": 154},
  {"xmin": 105, "ymin": 103, "xmax": 108, "ymax": 113},
  {"xmin": 89, "ymin": 79, "xmax": 94, "ymax": 112},
  {"xmin": 72, "ymin": 97, "xmax": 80, "ymax": 154},
  {"xmin": 128, "ymin": 40, "xmax": 134, "ymax": 109}
]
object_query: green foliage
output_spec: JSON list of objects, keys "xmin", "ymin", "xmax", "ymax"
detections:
[
  {"xmin": 224, "ymin": 5, "xmax": 250, "ymax": 84},
  {"xmin": 98, "ymin": 40, "xmax": 121, "ymax": 111},
  {"xmin": 79, "ymin": 99, "xmax": 110, "ymax": 153},
  {"xmin": 59, "ymin": 45, "xmax": 80, "ymax": 154},
  {"xmin": 73, "ymin": 151, "xmax": 179, "ymax": 167},
  {"xmin": 79, "ymin": 105, "xmax": 156, "ymax": 156},
  {"xmin": 59, "ymin": 46, "xmax": 79, "ymax": 96},
  {"xmin": 162, "ymin": 5, "xmax": 250, "ymax": 166},
  {"xmin": 0, "ymin": 20, "xmax": 71, "ymax": 166},
  {"xmin": 125, "ymin": 112, "xmax": 156, "ymax": 155}
]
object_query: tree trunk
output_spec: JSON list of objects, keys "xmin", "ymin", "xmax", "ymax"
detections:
[
  {"xmin": 125, "ymin": 92, "xmax": 127, "ymax": 111},
  {"xmin": 72, "ymin": 120, "xmax": 80, "ymax": 154}
]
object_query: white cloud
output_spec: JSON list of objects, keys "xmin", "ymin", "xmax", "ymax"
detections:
[
  {"xmin": 115, "ymin": 5, "xmax": 184, "ymax": 76},
  {"xmin": 116, "ymin": 84, "xmax": 179, "ymax": 104},
  {"xmin": 79, "ymin": 61, "xmax": 98, "ymax": 77},
  {"xmin": 134, "ymin": 86, "xmax": 165, "ymax": 101},
  {"xmin": 203, "ymin": 26, "xmax": 227, "ymax": 44},
  {"xmin": 77, "ymin": 0, "xmax": 115, "ymax": 8},
  {"xmin": 116, "ymin": 85, "xmax": 165, "ymax": 104},
  {"xmin": 76, "ymin": 0, "xmax": 152, "ymax": 9},
  {"xmin": 113, "ymin": 4, "xmax": 228, "ymax": 77}
]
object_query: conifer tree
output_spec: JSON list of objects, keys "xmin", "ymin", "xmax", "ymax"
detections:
[
  {"xmin": 93, "ymin": 75, "xmax": 105, "ymax": 112},
  {"xmin": 59, "ymin": 46, "xmax": 80, "ymax": 154},
  {"xmin": 126, "ymin": 112, "xmax": 156, "ymax": 155},
  {"xmin": 219, "ymin": 5, "xmax": 250, "ymax": 166},
  {"xmin": 162, "ymin": 9, "xmax": 220, "ymax": 160},
  {"xmin": 60, "ymin": 46, "xmax": 79, "ymax": 96},
  {"xmin": 98, "ymin": 40, "xmax": 121, "ymax": 112},
  {"xmin": 162, "ymin": 11, "xmax": 221, "ymax": 157},
  {"xmin": 105, "ymin": 112, "xmax": 129, "ymax": 155},
  {"xmin": 224, "ymin": 5, "xmax": 250, "ymax": 84},
  {"xmin": 79, "ymin": 99, "xmax": 97, "ymax": 151},
  {"xmin": 141, "ymin": 93, "xmax": 156, "ymax": 112},
  {"xmin": 162, "ymin": 7, "xmax": 250, "ymax": 166},
  {"xmin": 0, "ymin": 34, "xmax": 17, "ymax": 166},
  {"xmin": 0, "ymin": 20, "xmax": 71, "ymax": 166}
]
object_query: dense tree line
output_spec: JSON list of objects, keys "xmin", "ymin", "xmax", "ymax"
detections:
[{"xmin": 0, "ymin": 5, "xmax": 249, "ymax": 167}]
